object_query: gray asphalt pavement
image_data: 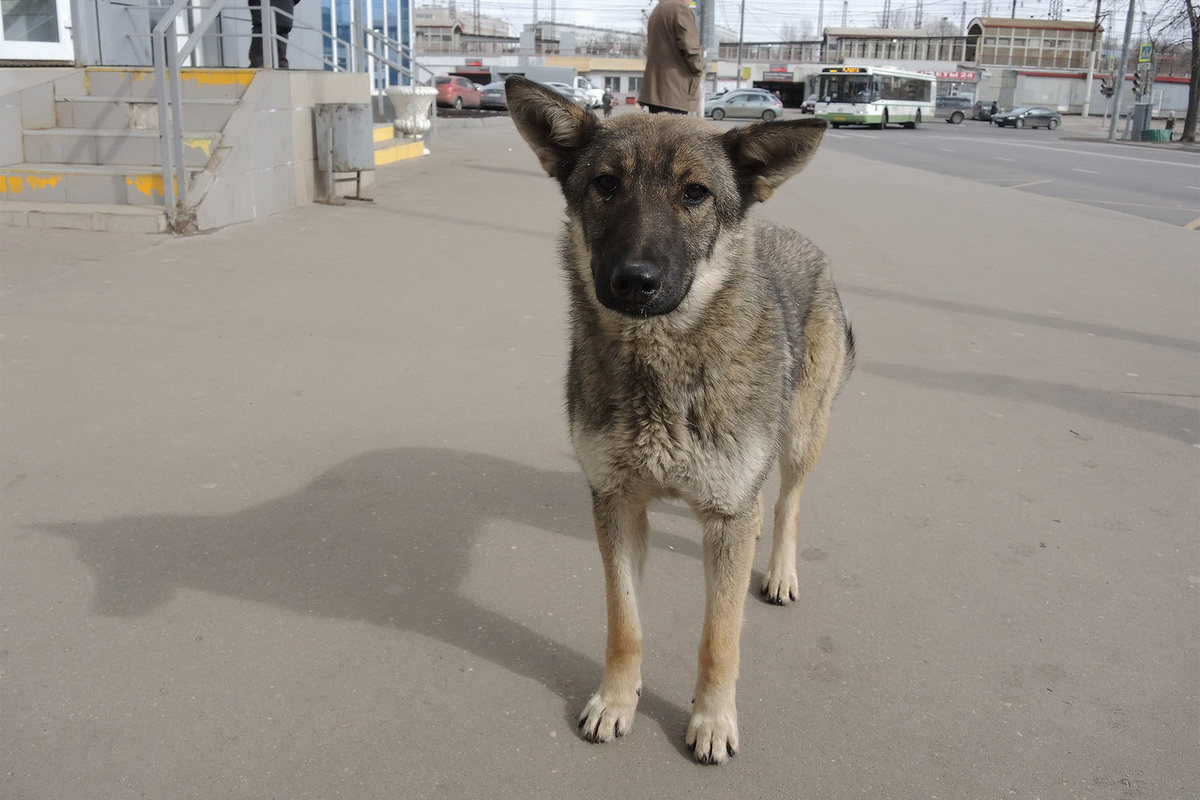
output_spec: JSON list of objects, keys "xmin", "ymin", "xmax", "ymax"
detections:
[{"xmin": 2, "ymin": 115, "xmax": 1198, "ymax": 799}]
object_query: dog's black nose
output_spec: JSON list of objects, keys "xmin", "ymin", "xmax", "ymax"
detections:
[{"xmin": 610, "ymin": 262, "xmax": 662, "ymax": 307}]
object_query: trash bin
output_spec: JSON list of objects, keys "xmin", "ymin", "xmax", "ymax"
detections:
[
  {"xmin": 314, "ymin": 103, "xmax": 373, "ymax": 202},
  {"xmin": 1140, "ymin": 129, "xmax": 1171, "ymax": 142},
  {"xmin": 314, "ymin": 103, "xmax": 374, "ymax": 173}
]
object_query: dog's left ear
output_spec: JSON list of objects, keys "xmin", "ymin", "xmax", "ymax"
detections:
[
  {"xmin": 721, "ymin": 118, "xmax": 827, "ymax": 205},
  {"xmin": 506, "ymin": 76, "xmax": 600, "ymax": 181}
]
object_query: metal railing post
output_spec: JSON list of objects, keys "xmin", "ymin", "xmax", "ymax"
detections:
[
  {"xmin": 261, "ymin": 0, "xmax": 277, "ymax": 69},
  {"xmin": 152, "ymin": 29, "xmax": 178, "ymax": 215}
]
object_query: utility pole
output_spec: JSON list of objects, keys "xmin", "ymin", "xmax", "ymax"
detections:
[
  {"xmin": 1107, "ymin": 0, "xmax": 1136, "ymax": 140},
  {"xmin": 842, "ymin": 1, "xmax": 848, "ymax": 27},
  {"xmin": 736, "ymin": 0, "xmax": 745, "ymax": 88},
  {"xmin": 1081, "ymin": 0, "xmax": 1102, "ymax": 121}
]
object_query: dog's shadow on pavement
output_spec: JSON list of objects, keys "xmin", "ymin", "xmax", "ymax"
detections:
[{"xmin": 42, "ymin": 447, "xmax": 703, "ymax": 755}]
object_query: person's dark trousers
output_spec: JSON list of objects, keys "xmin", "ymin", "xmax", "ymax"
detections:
[
  {"xmin": 249, "ymin": 0, "xmax": 295, "ymax": 68},
  {"xmin": 641, "ymin": 102, "xmax": 688, "ymax": 115}
]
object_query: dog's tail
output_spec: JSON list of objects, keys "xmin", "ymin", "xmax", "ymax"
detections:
[{"xmin": 840, "ymin": 321, "xmax": 856, "ymax": 388}]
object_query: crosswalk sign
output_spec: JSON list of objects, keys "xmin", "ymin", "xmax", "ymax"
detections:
[{"xmin": 1138, "ymin": 43, "xmax": 1152, "ymax": 63}]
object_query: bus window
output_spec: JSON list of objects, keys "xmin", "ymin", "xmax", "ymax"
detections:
[{"xmin": 819, "ymin": 74, "xmax": 872, "ymax": 104}]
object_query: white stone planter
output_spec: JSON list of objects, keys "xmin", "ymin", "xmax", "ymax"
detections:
[{"xmin": 386, "ymin": 86, "xmax": 437, "ymax": 136}]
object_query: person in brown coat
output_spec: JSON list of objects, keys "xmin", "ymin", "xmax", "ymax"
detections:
[{"xmin": 638, "ymin": 0, "xmax": 705, "ymax": 114}]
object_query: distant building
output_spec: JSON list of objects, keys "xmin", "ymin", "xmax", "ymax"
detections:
[
  {"xmin": 415, "ymin": 3, "xmax": 510, "ymax": 40},
  {"xmin": 965, "ymin": 17, "xmax": 1101, "ymax": 70}
]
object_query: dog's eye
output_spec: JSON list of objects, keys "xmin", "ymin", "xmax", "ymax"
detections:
[
  {"xmin": 682, "ymin": 183, "xmax": 709, "ymax": 205},
  {"xmin": 593, "ymin": 175, "xmax": 619, "ymax": 198}
]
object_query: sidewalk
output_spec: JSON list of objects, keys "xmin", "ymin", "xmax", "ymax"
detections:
[{"xmin": 2, "ymin": 118, "xmax": 1197, "ymax": 798}]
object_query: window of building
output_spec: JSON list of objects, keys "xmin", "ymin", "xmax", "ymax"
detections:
[
  {"xmin": 604, "ymin": 76, "xmax": 620, "ymax": 92},
  {"xmin": 627, "ymin": 76, "xmax": 641, "ymax": 93}
]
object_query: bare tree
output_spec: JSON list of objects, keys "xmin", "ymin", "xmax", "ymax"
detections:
[
  {"xmin": 924, "ymin": 16, "xmax": 961, "ymax": 36},
  {"xmin": 1146, "ymin": 0, "xmax": 1197, "ymax": 141},
  {"xmin": 874, "ymin": 9, "xmax": 911, "ymax": 28}
]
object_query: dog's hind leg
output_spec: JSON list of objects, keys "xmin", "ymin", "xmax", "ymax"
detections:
[
  {"xmin": 762, "ymin": 312, "xmax": 847, "ymax": 605},
  {"xmin": 687, "ymin": 497, "xmax": 762, "ymax": 764},
  {"xmin": 579, "ymin": 492, "xmax": 649, "ymax": 743},
  {"xmin": 761, "ymin": 417, "xmax": 829, "ymax": 604}
]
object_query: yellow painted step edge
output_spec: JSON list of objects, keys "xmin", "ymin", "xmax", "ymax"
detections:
[{"xmin": 374, "ymin": 140, "xmax": 425, "ymax": 167}]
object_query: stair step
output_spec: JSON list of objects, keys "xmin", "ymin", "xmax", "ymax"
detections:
[
  {"xmin": 371, "ymin": 122, "xmax": 427, "ymax": 166},
  {"xmin": 1, "ymin": 163, "xmax": 201, "ymax": 205},
  {"xmin": 0, "ymin": 200, "xmax": 167, "ymax": 233},
  {"xmin": 84, "ymin": 67, "xmax": 256, "ymax": 101},
  {"xmin": 57, "ymin": 96, "xmax": 239, "ymax": 131},
  {"xmin": 23, "ymin": 129, "xmax": 219, "ymax": 168}
]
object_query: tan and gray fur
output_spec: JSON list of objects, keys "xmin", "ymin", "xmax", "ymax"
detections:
[{"xmin": 505, "ymin": 76, "xmax": 854, "ymax": 764}]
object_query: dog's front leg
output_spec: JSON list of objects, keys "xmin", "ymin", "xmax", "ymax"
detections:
[
  {"xmin": 579, "ymin": 492, "xmax": 649, "ymax": 743},
  {"xmin": 687, "ymin": 497, "xmax": 762, "ymax": 764}
]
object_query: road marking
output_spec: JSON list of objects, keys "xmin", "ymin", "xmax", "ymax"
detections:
[
  {"xmin": 926, "ymin": 134, "xmax": 1200, "ymax": 167},
  {"xmin": 1065, "ymin": 197, "xmax": 1200, "ymax": 212},
  {"xmin": 940, "ymin": 148, "xmax": 955, "ymax": 152},
  {"xmin": 1187, "ymin": 216, "xmax": 1200, "ymax": 230},
  {"xmin": 1073, "ymin": 168, "xmax": 1102, "ymax": 175},
  {"xmin": 1010, "ymin": 179, "xmax": 1053, "ymax": 189},
  {"xmin": 996, "ymin": 156, "xmax": 1015, "ymax": 161}
]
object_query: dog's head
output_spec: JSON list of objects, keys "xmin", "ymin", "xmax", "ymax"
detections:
[{"xmin": 506, "ymin": 76, "xmax": 826, "ymax": 320}]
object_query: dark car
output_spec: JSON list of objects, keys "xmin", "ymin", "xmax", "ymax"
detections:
[
  {"xmin": 935, "ymin": 95, "xmax": 973, "ymax": 124},
  {"xmin": 992, "ymin": 105, "xmax": 1062, "ymax": 130},
  {"xmin": 479, "ymin": 81, "xmax": 507, "ymax": 110},
  {"xmin": 435, "ymin": 76, "xmax": 482, "ymax": 109},
  {"xmin": 800, "ymin": 93, "xmax": 817, "ymax": 114}
]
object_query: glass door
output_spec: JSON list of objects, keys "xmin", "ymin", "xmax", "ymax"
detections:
[{"xmin": 1, "ymin": 0, "xmax": 75, "ymax": 61}]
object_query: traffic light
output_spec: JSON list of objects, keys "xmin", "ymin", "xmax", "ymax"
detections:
[
  {"xmin": 1100, "ymin": 79, "xmax": 1113, "ymax": 97},
  {"xmin": 1132, "ymin": 72, "xmax": 1143, "ymax": 97}
]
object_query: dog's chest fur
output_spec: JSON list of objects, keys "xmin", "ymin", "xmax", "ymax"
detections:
[{"xmin": 567, "ymin": 283, "xmax": 795, "ymax": 512}]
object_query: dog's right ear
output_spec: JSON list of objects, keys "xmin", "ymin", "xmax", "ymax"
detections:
[{"xmin": 505, "ymin": 76, "xmax": 600, "ymax": 181}]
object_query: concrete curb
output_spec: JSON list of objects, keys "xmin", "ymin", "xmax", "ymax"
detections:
[{"xmin": 0, "ymin": 200, "xmax": 167, "ymax": 233}]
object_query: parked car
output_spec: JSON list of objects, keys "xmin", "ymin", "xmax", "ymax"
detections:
[
  {"xmin": 800, "ymin": 93, "xmax": 817, "ymax": 113},
  {"xmin": 479, "ymin": 81, "xmax": 507, "ymax": 110},
  {"xmin": 545, "ymin": 82, "xmax": 589, "ymax": 107},
  {"xmin": 705, "ymin": 89, "xmax": 785, "ymax": 121},
  {"xmin": 706, "ymin": 87, "xmax": 775, "ymax": 104},
  {"xmin": 935, "ymin": 95, "xmax": 973, "ymax": 124},
  {"xmin": 435, "ymin": 76, "xmax": 482, "ymax": 109},
  {"xmin": 573, "ymin": 76, "xmax": 605, "ymax": 109},
  {"xmin": 992, "ymin": 105, "xmax": 1062, "ymax": 129}
]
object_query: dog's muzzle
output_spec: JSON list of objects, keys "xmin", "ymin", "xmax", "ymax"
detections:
[{"xmin": 597, "ymin": 260, "xmax": 686, "ymax": 318}]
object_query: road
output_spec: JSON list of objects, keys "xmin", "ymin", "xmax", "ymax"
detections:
[
  {"xmin": 2, "ymin": 116, "xmax": 1197, "ymax": 799},
  {"xmin": 813, "ymin": 119, "xmax": 1200, "ymax": 228}
]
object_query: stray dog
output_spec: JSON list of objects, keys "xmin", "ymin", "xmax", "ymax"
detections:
[{"xmin": 505, "ymin": 76, "xmax": 854, "ymax": 764}]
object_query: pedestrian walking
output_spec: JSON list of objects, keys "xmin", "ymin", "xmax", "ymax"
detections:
[{"xmin": 638, "ymin": 0, "xmax": 704, "ymax": 115}]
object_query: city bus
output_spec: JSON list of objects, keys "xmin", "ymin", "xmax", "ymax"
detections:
[{"xmin": 813, "ymin": 66, "xmax": 936, "ymax": 129}]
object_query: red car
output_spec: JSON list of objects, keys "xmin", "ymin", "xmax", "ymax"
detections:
[{"xmin": 435, "ymin": 76, "xmax": 482, "ymax": 109}]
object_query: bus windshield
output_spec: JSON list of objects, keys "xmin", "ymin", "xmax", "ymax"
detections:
[{"xmin": 819, "ymin": 74, "xmax": 875, "ymax": 104}]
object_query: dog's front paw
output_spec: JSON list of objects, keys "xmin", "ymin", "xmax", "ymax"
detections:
[
  {"xmin": 761, "ymin": 565, "xmax": 799, "ymax": 605},
  {"xmin": 685, "ymin": 706, "xmax": 739, "ymax": 765},
  {"xmin": 578, "ymin": 687, "xmax": 639, "ymax": 743}
]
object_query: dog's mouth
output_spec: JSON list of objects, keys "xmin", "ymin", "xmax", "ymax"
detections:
[{"xmin": 593, "ymin": 260, "xmax": 691, "ymax": 318}]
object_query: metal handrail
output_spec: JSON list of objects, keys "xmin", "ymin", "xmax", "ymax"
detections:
[{"xmin": 150, "ymin": 0, "xmax": 432, "ymax": 230}]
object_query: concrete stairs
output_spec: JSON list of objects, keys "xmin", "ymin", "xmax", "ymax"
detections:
[
  {"xmin": 2, "ymin": 67, "xmax": 429, "ymax": 233},
  {"xmin": 374, "ymin": 121, "xmax": 426, "ymax": 166},
  {"xmin": 1, "ymin": 68, "xmax": 255, "ymax": 233}
]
